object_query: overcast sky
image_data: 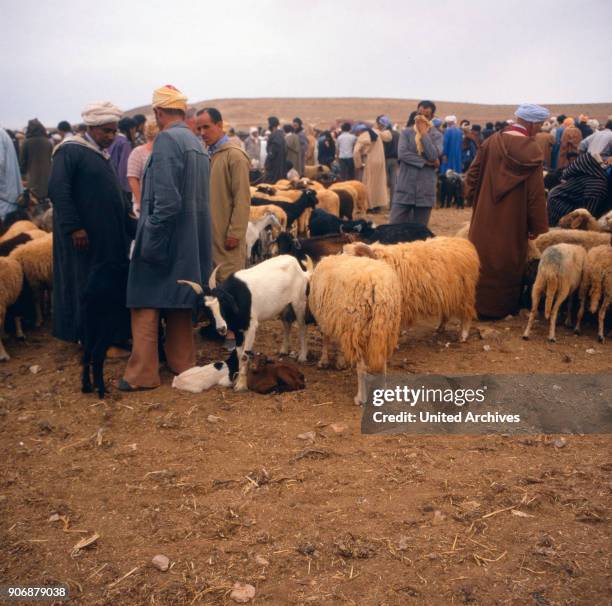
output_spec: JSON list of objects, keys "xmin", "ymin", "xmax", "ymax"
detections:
[{"xmin": 1, "ymin": 0, "xmax": 610, "ymax": 128}]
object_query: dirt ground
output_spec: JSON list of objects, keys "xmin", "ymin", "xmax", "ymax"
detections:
[{"xmin": 1, "ymin": 208, "xmax": 610, "ymax": 606}]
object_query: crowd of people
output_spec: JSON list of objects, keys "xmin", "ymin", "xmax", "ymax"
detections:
[{"xmin": 1, "ymin": 87, "xmax": 611, "ymax": 388}]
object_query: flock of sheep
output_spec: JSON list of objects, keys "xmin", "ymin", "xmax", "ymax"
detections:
[{"xmin": 0, "ymin": 173, "xmax": 610, "ymax": 403}]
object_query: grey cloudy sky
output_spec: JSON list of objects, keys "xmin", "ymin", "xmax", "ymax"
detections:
[{"xmin": 1, "ymin": 0, "xmax": 610, "ymax": 128}]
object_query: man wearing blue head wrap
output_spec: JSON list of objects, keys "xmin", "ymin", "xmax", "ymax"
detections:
[{"xmin": 465, "ymin": 104, "xmax": 550, "ymax": 318}]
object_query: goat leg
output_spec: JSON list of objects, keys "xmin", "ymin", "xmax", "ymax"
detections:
[
  {"xmin": 81, "ymin": 350, "xmax": 93, "ymax": 393},
  {"xmin": 14, "ymin": 316, "xmax": 25, "ymax": 341}
]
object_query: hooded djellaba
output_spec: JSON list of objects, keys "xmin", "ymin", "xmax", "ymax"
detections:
[
  {"xmin": 20, "ymin": 118, "xmax": 53, "ymax": 198},
  {"xmin": 467, "ymin": 104, "xmax": 550, "ymax": 319}
]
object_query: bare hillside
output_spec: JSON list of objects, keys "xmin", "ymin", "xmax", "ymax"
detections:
[{"xmin": 127, "ymin": 97, "xmax": 612, "ymax": 129}]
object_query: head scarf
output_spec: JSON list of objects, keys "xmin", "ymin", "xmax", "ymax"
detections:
[
  {"xmin": 81, "ymin": 101, "xmax": 123, "ymax": 126},
  {"xmin": 562, "ymin": 117, "xmax": 575, "ymax": 128},
  {"xmin": 514, "ymin": 104, "xmax": 550, "ymax": 123},
  {"xmin": 377, "ymin": 115, "xmax": 391, "ymax": 129},
  {"xmin": 444, "ymin": 115, "xmax": 457, "ymax": 124},
  {"xmin": 152, "ymin": 85, "xmax": 188, "ymax": 111}
]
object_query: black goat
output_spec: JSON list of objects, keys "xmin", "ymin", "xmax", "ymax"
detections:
[
  {"xmin": 359, "ymin": 222, "xmax": 435, "ymax": 244},
  {"xmin": 308, "ymin": 208, "xmax": 371, "ymax": 237},
  {"xmin": 251, "ymin": 189, "xmax": 318, "ymax": 229},
  {"xmin": 276, "ymin": 231, "xmax": 358, "ymax": 263},
  {"xmin": 80, "ymin": 262, "xmax": 130, "ymax": 398}
]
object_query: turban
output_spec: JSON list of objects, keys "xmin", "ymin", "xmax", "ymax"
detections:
[
  {"xmin": 152, "ymin": 84, "xmax": 188, "ymax": 111},
  {"xmin": 432, "ymin": 118, "xmax": 442, "ymax": 127},
  {"xmin": 352, "ymin": 123, "xmax": 367, "ymax": 134},
  {"xmin": 377, "ymin": 115, "xmax": 391, "ymax": 128},
  {"xmin": 514, "ymin": 103, "xmax": 550, "ymax": 123},
  {"xmin": 81, "ymin": 101, "xmax": 122, "ymax": 126},
  {"xmin": 444, "ymin": 115, "xmax": 457, "ymax": 124},
  {"xmin": 250, "ymin": 126, "xmax": 258, "ymax": 134}
]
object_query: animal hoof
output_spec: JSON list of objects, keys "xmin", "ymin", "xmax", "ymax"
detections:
[
  {"xmin": 0, "ymin": 355, "xmax": 10, "ymax": 362},
  {"xmin": 598, "ymin": 336, "xmax": 605, "ymax": 344},
  {"xmin": 521, "ymin": 335, "xmax": 529, "ymax": 341},
  {"xmin": 297, "ymin": 354, "xmax": 308, "ymax": 364},
  {"xmin": 81, "ymin": 385, "xmax": 93, "ymax": 394},
  {"xmin": 547, "ymin": 337, "xmax": 556, "ymax": 344},
  {"xmin": 353, "ymin": 396, "xmax": 365, "ymax": 407},
  {"xmin": 234, "ymin": 383, "xmax": 248, "ymax": 393}
]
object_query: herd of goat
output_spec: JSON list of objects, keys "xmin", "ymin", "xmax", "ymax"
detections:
[{"xmin": 0, "ymin": 175, "xmax": 610, "ymax": 403}]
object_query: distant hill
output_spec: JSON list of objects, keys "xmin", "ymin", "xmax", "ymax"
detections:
[{"xmin": 126, "ymin": 97, "xmax": 612, "ymax": 130}]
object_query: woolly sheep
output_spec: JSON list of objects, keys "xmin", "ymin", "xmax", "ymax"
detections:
[
  {"xmin": 309, "ymin": 254, "xmax": 402, "ymax": 405},
  {"xmin": 558, "ymin": 208, "xmax": 612, "ymax": 232},
  {"xmin": 0, "ymin": 256, "xmax": 24, "ymax": 361},
  {"xmin": 9, "ymin": 233, "xmax": 53, "ymax": 327},
  {"xmin": 0, "ymin": 220, "xmax": 39, "ymax": 243},
  {"xmin": 534, "ymin": 229, "xmax": 611, "ymax": 253},
  {"xmin": 574, "ymin": 244, "xmax": 612, "ymax": 342},
  {"xmin": 522, "ymin": 243, "xmax": 586, "ymax": 342},
  {"xmin": 343, "ymin": 237, "xmax": 479, "ymax": 342},
  {"xmin": 332, "ymin": 181, "xmax": 368, "ymax": 216}
]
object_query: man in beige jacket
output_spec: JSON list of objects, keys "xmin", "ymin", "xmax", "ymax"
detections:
[{"xmin": 196, "ymin": 107, "xmax": 251, "ymax": 348}]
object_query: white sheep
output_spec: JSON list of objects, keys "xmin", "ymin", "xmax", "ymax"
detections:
[
  {"xmin": 522, "ymin": 243, "xmax": 586, "ymax": 342},
  {"xmin": 309, "ymin": 254, "xmax": 402, "ymax": 405},
  {"xmin": 574, "ymin": 244, "xmax": 612, "ymax": 342},
  {"xmin": 343, "ymin": 237, "xmax": 479, "ymax": 342}
]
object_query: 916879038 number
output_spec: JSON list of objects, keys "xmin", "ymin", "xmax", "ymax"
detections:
[{"xmin": 0, "ymin": 585, "xmax": 69, "ymax": 601}]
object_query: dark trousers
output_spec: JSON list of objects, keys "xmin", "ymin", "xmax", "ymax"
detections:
[
  {"xmin": 339, "ymin": 158, "xmax": 355, "ymax": 181},
  {"xmin": 389, "ymin": 204, "xmax": 432, "ymax": 227}
]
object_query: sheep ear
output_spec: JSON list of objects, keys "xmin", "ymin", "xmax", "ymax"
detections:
[
  {"xmin": 177, "ymin": 280, "xmax": 204, "ymax": 295},
  {"xmin": 570, "ymin": 217, "xmax": 581, "ymax": 229},
  {"xmin": 300, "ymin": 255, "xmax": 314, "ymax": 273},
  {"xmin": 352, "ymin": 243, "xmax": 376, "ymax": 258},
  {"xmin": 208, "ymin": 265, "xmax": 221, "ymax": 289}
]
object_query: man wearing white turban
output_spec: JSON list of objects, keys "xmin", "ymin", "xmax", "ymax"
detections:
[
  {"xmin": 48, "ymin": 101, "xmax": 136, "ymax": 349},
  {"xmin": 466, "ymin": 104, "xmax": 550, "ymax": 318}
]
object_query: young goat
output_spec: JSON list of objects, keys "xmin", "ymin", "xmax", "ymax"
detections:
[{"xmin": 178, "ymin": 255, "xmax": 313, "ymax": 392}]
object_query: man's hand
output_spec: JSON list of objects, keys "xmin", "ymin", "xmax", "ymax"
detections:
[
  {"xmin": 224, "ymin": 236, "xmax": 240, "ymax": 251},
  {"xmin": 71, "ymin": 228, "xmax": 89, "ymax": 251}
]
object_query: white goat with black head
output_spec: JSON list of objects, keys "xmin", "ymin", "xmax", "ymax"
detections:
[{"xmin": 178, "ymin": 254, "xmax": 313, "ymax": 391}]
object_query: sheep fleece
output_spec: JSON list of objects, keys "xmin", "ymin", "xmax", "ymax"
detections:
[
  {"xmin": 309, "ymin": 255, "xmax": 401, "ymax": 373},
  {"xmin": 347, "ymin": 237, "xmax": 479, "ymax": 328}
]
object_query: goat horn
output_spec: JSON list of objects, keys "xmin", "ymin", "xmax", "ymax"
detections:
[
  {"xmin": 177, "ymin": 280, "xmax": 204, "ymax": 295},
  {"xmin": 209, "ymin": 265, "xmax": 221, "ymax": 289}
]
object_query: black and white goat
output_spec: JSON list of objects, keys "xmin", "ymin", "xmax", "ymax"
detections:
[
  {"xmin": 308, "ymin": 208, "xmax": 371, "ymax": 237},
  {"xmin": 81, "ymin": 262, "xmax": 130, "ymax": 398},
  {"xmin": 251, "ymin": 189, "xmax": 318, "ymax": 230},
  {"xmin": 178, "ymin": 254, "xmax": 313, "ymax": 391}
]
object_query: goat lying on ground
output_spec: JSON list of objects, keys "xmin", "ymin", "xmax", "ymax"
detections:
[
  {"xmin": 172, "ymin": 350, "xmax": 238, "ymax": 393},
  {"xmin": 178, "ymin": 254, "xmax": 313, "ymax": 392}
]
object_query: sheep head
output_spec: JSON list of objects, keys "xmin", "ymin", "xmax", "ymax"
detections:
[{"xmin": 342, "ymin": 242, "xmax": 376, "ymax": 258}]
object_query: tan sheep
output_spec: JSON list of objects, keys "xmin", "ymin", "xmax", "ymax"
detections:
[
  {"xmin": 558, "ymin": 208, "xmax": 612, "ymax": 232},
  {"xmin": 574, "ymin": 244, "xmax": 612, "ymax": 342},
  {"xmin": 534, "ymin": 229, "xmax": 611, "ymax": 253},
  {"xmin": 9, "ymin": 234, "xmax": 53, "ymax": 327},
  {"xmin": 522, "ymin": 243, "xmax": 586, "ymax": 343},
  {"xmin": 335, "ymin": 180, "xmax": 368, "ymax": 216},
  {"xmin": 315, "ymin": 190, "xmax": 340, "ymax": 217},
  {"xmin": 343, "ymin": 237, "xmax": 479, "ymax": 342},
  {"xmin": 0, "ymin": 220, "xmax": 39, "ymax": 243},
  {"xmin": 304, "ymin": 164, "xmax": 330, "ymax": 179},
  {"xmin": 309, "ymin": 254, "xmax": 402, "ymax": 405},
  {"xmin": 0, "ymin": 256, "xmax": 24, "ymax": 361}
]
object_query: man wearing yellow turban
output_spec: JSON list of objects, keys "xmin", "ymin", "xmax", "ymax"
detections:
[{"xmin": 121, "ymin": 85, "xmax": 213, "ymax": 391}]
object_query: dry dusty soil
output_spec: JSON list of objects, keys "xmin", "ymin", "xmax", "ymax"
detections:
[{"xmin": 0, "ymin": 208, "xmax": 610, "ymax": 605}]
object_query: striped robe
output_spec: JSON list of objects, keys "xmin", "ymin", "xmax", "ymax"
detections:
[{"xmin": 547, "ymin": 153, "xmax": 609, "ymax": 226}]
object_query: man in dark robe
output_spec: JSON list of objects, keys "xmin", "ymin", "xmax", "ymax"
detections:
[
  {"xmin": 466, "ymin": 104, "xmax": 550, "ymax": 319},
  {"xmin": 49, "ymin": 101, "xmax": 134, "ymax": 343},
  {"xmin": 264, "ymin": 116, "xmax": 287, "ymax": 183}
]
